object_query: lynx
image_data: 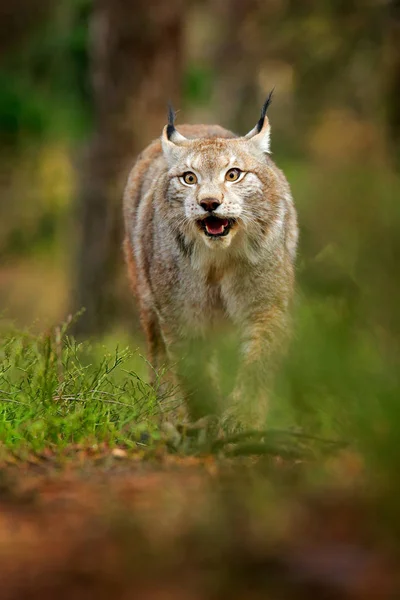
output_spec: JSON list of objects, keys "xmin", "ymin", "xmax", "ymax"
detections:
[{"xmin": 123, "ymin": 93, "xmax": 298, "ymax": 425}]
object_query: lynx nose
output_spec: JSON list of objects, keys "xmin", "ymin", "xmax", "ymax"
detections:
[{"xmin": 200, "ymin": 198, "xmax": 221, "ymax": 212}]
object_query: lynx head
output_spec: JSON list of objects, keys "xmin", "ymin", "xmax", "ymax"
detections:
[{"xmin": 161, "ymin": 92, "xmax": 280, "ymax": 251}]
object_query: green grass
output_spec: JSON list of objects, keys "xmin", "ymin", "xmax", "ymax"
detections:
[
  {"xmin": 1, "ymin": 298, "xmax": 398, "ymax": 480},
  {"xmin": 0, "ymin": 318, "xmax": 172, "ymax": 453}
]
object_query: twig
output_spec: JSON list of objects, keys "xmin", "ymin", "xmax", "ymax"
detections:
[
  {"xmin": 55, "ymin": 395, "xmax": 136, "ymax": 408},
  {"xmin": 224, "ymin": 442, "xmax": 305, "ymax": 459},
  {"xmin": 0, "ymin": 398, "xmax": 28, "ymax": 405},
  {"xmin": 212, "ymin": 428, "xmax": 347, "ymax": 452}
]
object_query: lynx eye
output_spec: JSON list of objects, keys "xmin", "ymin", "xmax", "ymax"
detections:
[
  {"xmin": 181, "ymin": 171, "xmax": 198, "ymax": 185},
  {"xmin": 225, "ymin": 168, "xmax": 242, "ymax": 182}
]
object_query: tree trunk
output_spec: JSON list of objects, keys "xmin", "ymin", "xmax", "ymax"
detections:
[
  {"xmin": 210, "ymin": 0, "xmax": 263, "ymax": 133},
  {"xmin": 72, "ymin": 0, "xmax": 184, "ymax": 337}
]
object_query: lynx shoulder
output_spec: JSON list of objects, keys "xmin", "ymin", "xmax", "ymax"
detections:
[{"xmin": 123, "ymin": 95, "xmax": 298, "ymax": 422}]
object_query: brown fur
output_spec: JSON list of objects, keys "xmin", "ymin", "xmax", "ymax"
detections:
[{"xmin": 123, "ymin": 117, "xmax": 298, "ymax": 424}]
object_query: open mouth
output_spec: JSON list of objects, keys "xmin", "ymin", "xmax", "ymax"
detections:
[{"xmin": 198, "ymin": 216, "xmax": 235, "ymax": 237}]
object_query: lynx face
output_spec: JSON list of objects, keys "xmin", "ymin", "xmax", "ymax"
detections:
[{"xmin": 161, "ymin": 96, "xmax": 276, "ymax": 251}]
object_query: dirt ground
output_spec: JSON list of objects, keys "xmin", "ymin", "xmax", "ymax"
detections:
[{"xmin": 0, "ymin": 446, "xmax": 398, "ymax": 600}]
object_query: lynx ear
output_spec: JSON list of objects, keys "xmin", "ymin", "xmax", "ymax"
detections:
[
  {"xmin": 161, "ymin": 104, "xmax": 188, "ymax": 164},
  {"xmin": 245, "ymin": 90, "xmax": 273, "ymax": 154}
]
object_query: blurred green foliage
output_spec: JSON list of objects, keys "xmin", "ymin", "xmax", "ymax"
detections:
[
  {"xmin": 184, "ymin": 63, "xmax": 215, "ymax": 106},
  {"xmin": 0, "ymin": 0, "xmax": 91, "ymax": 148}
]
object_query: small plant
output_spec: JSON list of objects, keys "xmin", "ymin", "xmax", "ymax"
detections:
[{"xmin": 0, "ymin": 317, "xmax": 174, "ymax": 453}]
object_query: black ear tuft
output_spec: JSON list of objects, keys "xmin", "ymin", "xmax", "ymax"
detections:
[
  {"xmin": 166, "ymin": 102, "xmax": 176, "ymax": 140},
  {"xmin": 256, "ymin": 89, "xmax": 274, "ymax": 133}
]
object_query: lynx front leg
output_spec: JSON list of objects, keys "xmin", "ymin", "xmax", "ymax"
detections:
[
  {"xmin": 229, "ymin": 306, "xmax": 289, "ymax": 428},
  {"xmin": 163, "ymin": 333, "xmax": 222, "ymax": 422},
  {"xmin": 140, "ymin": 308, "xmax": 168, "ymax": 378},
  {"xmin": 138, "ymin": 308, "xmax": 184, "ymax": 424}
]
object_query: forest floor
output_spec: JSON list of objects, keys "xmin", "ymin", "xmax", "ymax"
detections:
[
  {"xmin": 1, "ymin": 444, "xmax": 399, "ymax": 600},
  {"xmin": 1, "ymin": 324, "xmax": 400, "ymax": 599}
]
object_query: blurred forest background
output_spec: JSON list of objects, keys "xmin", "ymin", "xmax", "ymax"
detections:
[
  {"xmin": 1, "ymin": 0, "xmax": 398, "ymax": 330},
  {"xmin": 1, "ymin": 5, "xmax": 400, "ymax": 594},
  {"xmin": 1, "ymin": 0, "xmax": 400, "ymax": 440}
]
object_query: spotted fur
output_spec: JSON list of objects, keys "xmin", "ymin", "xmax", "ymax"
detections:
[{"xmin": 123, "ymin": 112, "xmax": 298, "ymax": 424}]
